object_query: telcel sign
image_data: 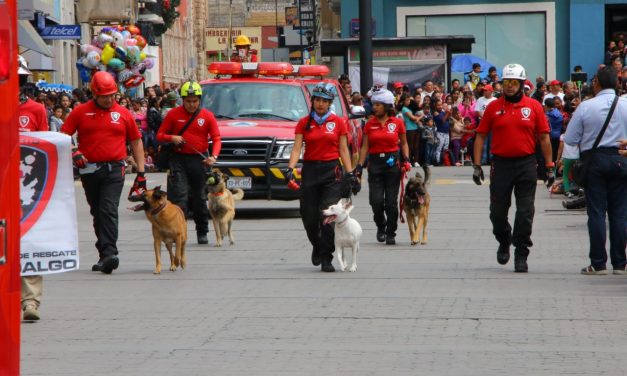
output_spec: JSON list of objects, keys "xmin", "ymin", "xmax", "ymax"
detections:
[{"xmin": 40, "ymin": 25, "xmax": 81, "ymax": 40}]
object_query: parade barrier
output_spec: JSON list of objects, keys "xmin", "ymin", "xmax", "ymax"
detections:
[{"xmin": 20, "ymin": 132, "xmax": 79, "ymax": 275}]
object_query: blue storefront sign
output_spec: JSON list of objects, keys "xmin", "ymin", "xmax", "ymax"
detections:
[{"xmin": 40, "ymin": 25, "xmax": 81, "ymax": 40}]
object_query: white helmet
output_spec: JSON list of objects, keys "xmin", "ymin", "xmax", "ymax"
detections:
[
  {"xmin": 370, "ymin": 89, "xmax": 395, "ymax": 105},
  {"xmin": 18, "ymin": 55, "xmax": 31, "ymax": 75},
  {"xmin": 502, "ymin": 63, "xmax": 526, "ymax": 80}
]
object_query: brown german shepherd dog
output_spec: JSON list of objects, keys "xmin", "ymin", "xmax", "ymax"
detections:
[
  {"xmin": 130, "ymin": 186, "xmax": 187, "ymax": 274},
  {"xmin": 206, "ymin": 169, "xmax": 244, "ymax": 247},
  {"xmin": 402, "ymin": 166, "xmax": 431, "ymax": 245}
]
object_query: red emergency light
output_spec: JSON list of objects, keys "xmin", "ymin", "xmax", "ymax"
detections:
[
  {"xmin": 208, "ymin": 62, "xmax": 243, "ymax": 75},
  {"xmin": 294, "ymin": 65, "xmax": 330, "ymax": 77},
  {"xmin": 257, "ymin": 62, "xmax": 294, "ymax": 76}
]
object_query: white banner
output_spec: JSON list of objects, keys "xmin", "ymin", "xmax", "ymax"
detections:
[{"xmin": 20, "ymin": 132, "xmax": 79, "ymax": 276}]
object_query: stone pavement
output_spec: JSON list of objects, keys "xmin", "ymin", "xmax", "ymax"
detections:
[{"xmin": 21, "ymin": 167, "xmax": 627, "ymax": 376}]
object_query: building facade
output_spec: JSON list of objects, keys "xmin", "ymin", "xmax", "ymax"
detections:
[{"xmin": 339, "ymin": 0, "xmax": 627, "ymax": 82}]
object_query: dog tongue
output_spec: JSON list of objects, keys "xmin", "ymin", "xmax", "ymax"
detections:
[
  {"xmin": 128, "ymin": 203, "xmax": 145, "ymax": 212},
  {"xmin": 323, "ymin": 215, "xmax": 337, "ymax": 225},
  {"xmin": 418, "ymin": 196, "xmax": 425, "ymax": 204}
]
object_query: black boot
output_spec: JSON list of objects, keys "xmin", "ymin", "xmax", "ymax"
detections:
[
  {"xmin": 92, "ymin": 259, "xmax": 104, "ymax": 272},
  {"xmin": 321, "ymin": 260, "xmax": 335, "ymax": 272},
  {"xmin": 100, "ymin": 255, "xmax": 119, "ymax": 274},
  {"xmin": 197, "ymin": 233, "xmax": 208, "ymax": 245},
  {"xmin": 376, "ymin": 226, "xmax": 386, "ymax": 243},
  {"xmin": 497, "ymin": 243, "xmax": 510, "ymax": 265},
  {"xmin": 311, "ymin": 247, "xmax": 321, "ymax": 266},
  {"xmin": 514, "ymin": 254, "xmax": 528, "ymax": 273}
]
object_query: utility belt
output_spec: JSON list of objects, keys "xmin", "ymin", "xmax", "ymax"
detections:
[
  {"xmin": 491, "ymin": 154, "xmax": 535, "ymax": 163},
  {"xmin": 580, "ymin": 147, "xmax": 619, "ymax": 160},
  {"xmin": 79, "ymin": 160, "xmax": 125, "ymax": 175},
  {"xmin": 369, "ymin": 151, "xmax": 400, "ymax": 167}
]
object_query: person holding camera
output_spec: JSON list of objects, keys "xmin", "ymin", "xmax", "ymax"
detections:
[
  {"xmin": 472, "ymin": 63, "xmax": 553, "ymax": 273},
  {"xmin": 285, "ymin": 82, "xmax": 356, "ymax": 272},
  {"xmin": 356, "ymin": 89, "xmax": 410, "ymax": 245},
  {"xmin": 563, "ymin": 66, "xmax": 627, "ymax": 275}
]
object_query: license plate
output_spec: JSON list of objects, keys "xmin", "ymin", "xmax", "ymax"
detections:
[{"xmin": 226, "ymin": 177, "xmax": 252, "ymax": 190}]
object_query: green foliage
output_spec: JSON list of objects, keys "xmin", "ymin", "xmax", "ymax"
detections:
[{"xmin": 145, "ymin": 0, "xmax": 182, "ymax": 37}]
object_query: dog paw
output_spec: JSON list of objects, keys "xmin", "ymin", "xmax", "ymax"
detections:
[
  {"xmin": 153, "ymin": 269, "xmax": 161, "ymax": 274},
  {"xmin": 229, "ymin": 241, "xmax": 234, "ymax": 245},
  {"xmin": 420, "ymin": 241, "xmax": 428, "ymax": 245},
  {"xmin": 349, "ymin": 266, "xmax": 357, "ymax": 272},
  {"xmin": 411, "ymin": 241, "xmax": 418, "ymax": 245},
  {"xmin": 169, "ymin": 265, "xmax": 176, "ymax": 271}
]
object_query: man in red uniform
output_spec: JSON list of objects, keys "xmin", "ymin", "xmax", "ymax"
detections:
[
  {"xmin": 156, "ymin": 81, "xmax": 221, "ymax": 245},
  {"xmin": 472, "ymin": 63, "xmax": 553, "ymax": 273},
  {"xmin": 61, "ymin": 71, "xmax": 146, "ymax": 274},
  {"xmin": 18, "ymin": 56, "xmax": 48, "ymax": 321}
]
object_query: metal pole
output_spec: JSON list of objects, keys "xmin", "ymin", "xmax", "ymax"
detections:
[
  {"xmin": 228, "ymin": 0, "xmax": 233, "ymax": 60},
  {"xmin": 358, "ymin": 0, "xmax": 373, "ymax": 95},
  {"xmin": 298, "ymin": 0, "xmax": 303, "ymax": 64}
]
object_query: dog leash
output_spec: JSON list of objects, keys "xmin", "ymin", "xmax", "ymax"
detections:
[{"xmin": 399, "ymin": 169, "xmax": 407, "ymax": 224}]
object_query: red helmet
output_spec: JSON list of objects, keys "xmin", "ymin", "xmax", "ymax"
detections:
[{"xmin": 91, "ymin": 71, "xmax": 118, "ymax": 96}]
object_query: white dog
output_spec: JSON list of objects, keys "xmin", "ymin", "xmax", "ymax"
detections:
[{"xmin": 322, "ymin": 199, "xmax": 362, "ymax": 272}]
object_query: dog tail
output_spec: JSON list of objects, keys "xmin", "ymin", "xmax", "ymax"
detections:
[
  {"xmin": 230, "ymin": 188, "xmax": 244, "ymax": 201},
  {"xmin": 423, "ymin": 165, "xmax": 431, "ymax": 185}
]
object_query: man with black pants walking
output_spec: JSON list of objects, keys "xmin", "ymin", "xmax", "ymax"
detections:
[
  {"xmin": 564, "ymin": 66, "xmax": 627, "ymax": 275},
  {"xmin": 62, "ymin": 71, "xmax": 146, "ymax": 274},
  {"xmin": 472, "ymin": 63, "xmax": 553, "ymax": 273},
  {"xmin": 156, "ymin": 81, "xmax": 221, "ymax": 244}
]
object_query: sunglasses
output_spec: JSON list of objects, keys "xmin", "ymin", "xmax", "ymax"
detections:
[{"xmin": 502, "ymin": 79, "xmax": 521, "ymax": 87}]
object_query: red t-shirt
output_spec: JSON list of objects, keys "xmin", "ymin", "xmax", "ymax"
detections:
[
  {"xmin": 156, "ymin": 106, "xmax": 222, "ymax": 156},
  {"xmin": 363, "ymin": 116, "xmax": 406, "ymax": 154},
  {"xmin": 61, "ymin": 101, "xmax": 141, "ymax": 162},
  {"xmin": 18, "ymin": 99, "xmax": 48, "ymax": 132},
  {"xmin": 477, "ymin": 96, "xmax": 549, "ymax": 157},
  {"xmin": 295, "ymin": 113, "xmax": 348, "ymax": 161}
]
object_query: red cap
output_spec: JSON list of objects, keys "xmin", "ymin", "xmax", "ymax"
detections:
[
  {"xmin": 91, "ymin": 71, "xmax": 118, "ymax": 96},
  {"xmin": 483, "ymin": 84, "xmax": 494, "ymax": 91},
  {"xmin": 524, "ymin": 79, "xmax": 534, "ymax": 91},
  {"xmin": 393, "ymin": 82, "xmax": 404, "ymax": 89},
  {"xmin": 549, "ymin": 80, "xmax": 562, "ymax": 86}
]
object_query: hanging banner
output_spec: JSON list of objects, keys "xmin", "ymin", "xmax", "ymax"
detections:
[{"xmin": 20, "ymin": 132, "xmax": 79, "ymax": 276}]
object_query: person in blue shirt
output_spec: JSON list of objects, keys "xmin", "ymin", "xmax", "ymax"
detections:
[
  {"xmin": 544, "ymin": 97, "xmax": 563, "ymax": 162},
  {"xmin": 399, "ymin": 94, "xmax": 422, "ymax": 166},
  {"xmin": 432, "ymin": 98, "xmax": 451, "ymax": 165},
  {"xmin": 564, "ymin": 66, "xmax": 627, "ymax": 276}
]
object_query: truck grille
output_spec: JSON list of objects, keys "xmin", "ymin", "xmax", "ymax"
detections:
[{"xmin": 213, "ymin": 138, "xmax": 275, "ymax": 163}]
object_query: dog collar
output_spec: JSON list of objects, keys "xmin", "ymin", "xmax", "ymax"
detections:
[
  {"xmin": 211, "ymin": 191, "xmax": 224, "ymax": 197},
  {"xmin": 151, "ymin": 202, "xmax": 167, "ymax": 216}
]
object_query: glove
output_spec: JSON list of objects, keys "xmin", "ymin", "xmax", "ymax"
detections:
[
  {"xmin": 472, "ymin": 165, "xmax": 484, "ymax": 186},
  {"xmin": 72, "ymin": 148, "xmax": 87, "ymax": 169},
  {"xmin": 128, "ymin": 172, "xmax": 147, "ymax": 200},
  {"xmin": 354, "ymin": 164, "xmax": 363, "ymax": 178},
  {"xmin": 283, "ymin": 167, "xmax": 295, "ymax": 182},
  {"xmin": 402, "ymin": 161, "xmax": 412, "ymax": 172},
  {"xmin": 545, "ymin": 168, "xmax": 555, "ymax": 188},
  {"xmin": 351, "ymin": 177, "xmax": 361, "ymax": 195}
]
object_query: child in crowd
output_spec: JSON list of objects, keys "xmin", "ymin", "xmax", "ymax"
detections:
[
  {"xmin": 421, "ymin": 115, "xmax": 436, "ymax": 166},
  {"xmin": 49, "ymin": 105, "xmax": 64, "ymax": 132},
  {"xmin": 449, "ymin": 107, "xmax": 464, "ymax": 166}
]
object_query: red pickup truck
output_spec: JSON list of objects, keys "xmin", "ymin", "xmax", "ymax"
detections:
[{"xmin": 200, "ymin": 62, "xmax": 362, "ymax": 200}]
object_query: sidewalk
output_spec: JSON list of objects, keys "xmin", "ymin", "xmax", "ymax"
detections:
[{"xmin": 21, "ymin": 167, "xmax": 627, "ymax": 376}]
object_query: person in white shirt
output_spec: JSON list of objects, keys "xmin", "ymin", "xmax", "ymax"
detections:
[
  {"xmin": 543, "ymin": 80, "xmax": 565, "ymax": 104},
  {"xmin": 474, "ymin": 84, "xmax": 497, "ymax": 120}
]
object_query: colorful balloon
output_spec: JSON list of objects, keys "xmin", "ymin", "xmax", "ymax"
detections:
[
  {"xmin": 98, "ymin": 33, "xmax": 114, "ymax": 45},
  {"xmin": 117, "ymin": 69, "xmax": 134, "ymax": 83},
  {"xmin": 124, "ymin": 75, "xmax": 145, "ymax": 88},
  {"xmin": 125, "ymin": 38, "xmax": 137, "ymax": 47},
  {"xmin": 107, "ymin": 58, "xmax": 126, "ymax": 71},
  {"xmin": 85, "ymin": 51, "xmax": 101, "ymax": 67},
  {"xmin": 115, "ymin": 46, "xmax": 127, "ymax": 61},
  {"xmin": 135, "ymin": 35, "xmax": 147, "ymax": 49},
  {"xmin": 126, "ymin": 46, "xmax": 140, "ymax": 65},
  {"xmin": 143, "ymin": 58, "xmax": 154, "ymax": 69},
  {"xmin": 111, "ymin": 31, "xmax": 124, "ymax": 47},
  {"xmin": 126, "ymin": 25, "xmax": 141, "ymax": 35},
  {"xmin": 100, "ymin": 43, "xmax": 115, "ymax": 64}
]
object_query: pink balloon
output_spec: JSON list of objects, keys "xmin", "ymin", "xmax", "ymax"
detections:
[
  {"xmin": 125, "ymin": 38, "xmax": 137, "ymax": 47},
  {"xmin": 143, "ymin": 58, "xmax": 154, "ymax": 69}
]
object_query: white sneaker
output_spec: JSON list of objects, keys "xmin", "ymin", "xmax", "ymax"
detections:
[{"xmin": 413, "ymin": 162, "xmax": 420, "ymax": 167}]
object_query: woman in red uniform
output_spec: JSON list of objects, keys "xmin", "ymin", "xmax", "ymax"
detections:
[
  {"xmin": 356, "ymin": 88, "xmax": 410, "ymax": 245},
  {"xmin": 286, "ymin": 82, "xmax": 356, "ymax": 272}
]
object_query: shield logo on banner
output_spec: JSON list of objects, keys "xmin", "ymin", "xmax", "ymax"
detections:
[
  {"xmin": 19, "ymin": 116, "xmax": 30, "ymax": 127},
  {"xmin": 198, "ymin": 118, "xmax": 205, "ymax": 126},
  {"xmin": 19, "ymin": 135, "xmax": 59, "ymax": 236},
  {"xmin": 521, "ymin": 108, "xmax": 531, "ymax": 119},
  {"xmin": 388, "ymin": 123, "xmax": 397, "ymax": 132},
  {"xmin": 326, "ymin": 122, "xmax": 336, "ymax": 132},
  {"xmin": 111, "ymin": 112, "xmax": 121, "ymax": 122}
]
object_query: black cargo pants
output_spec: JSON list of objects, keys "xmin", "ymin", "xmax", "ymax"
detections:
[
  {"xmin": 80, "ymin": 162, "xmax": 125, "ymax": 259},
  {"xmin": 489, "ymin": 154, "xmax": 537, "ymax": 257},
  {"xmin": 300, "ymin": 160, "xmax": 344, "ymax": 263},
  {"xmin": 368, "ymin": 153, "xmax": 402, "ymax": 237},
  {"xmin": 167, "ymin": 153, "xmax": 209, "ymax": 235}
]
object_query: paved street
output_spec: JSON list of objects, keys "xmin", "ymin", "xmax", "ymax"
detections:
[{"xmin": 21, "ymin": 167, "xmax": 627, "ymax": 376}]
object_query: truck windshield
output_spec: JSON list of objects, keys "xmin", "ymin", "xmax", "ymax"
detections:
[{"xmin": 202, "ymin": 82, "xmax": 309, "ymax": 122}]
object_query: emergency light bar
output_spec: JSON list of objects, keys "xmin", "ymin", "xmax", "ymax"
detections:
[
  {"xmin": 292, "ymin": 65, "xmax": 330, "ymax": 77},
  {"xmin": 257, "ymin": 62, "xmax": 293, "ymax": 76}
]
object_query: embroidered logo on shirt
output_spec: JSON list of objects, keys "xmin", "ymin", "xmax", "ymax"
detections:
[
  {"xmin": 111, "ymin": 112, "xmax": 121, "ymax": 122},
  {"xmin": 198, "ymin": 118, "xmax": 205, "ymax": 126},
  {"xmin": 521, "ymin": 108, "xmax": 531, "ymax": 119},
  {"xmin": 19, "ymin": 116, "xmax": 30, "ymax": 127},
  {"xmin": 387, "ymin": 123, "xmax": 397, "ymax": 133},
  {"xmin": 325, "ymin": 122, "xmax": 336, "ymax": 132}
]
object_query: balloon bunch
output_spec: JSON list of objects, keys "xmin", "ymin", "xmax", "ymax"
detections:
[{"xmin": 76, "ymin": 25, "xmax": 155, "ymax": 91}]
